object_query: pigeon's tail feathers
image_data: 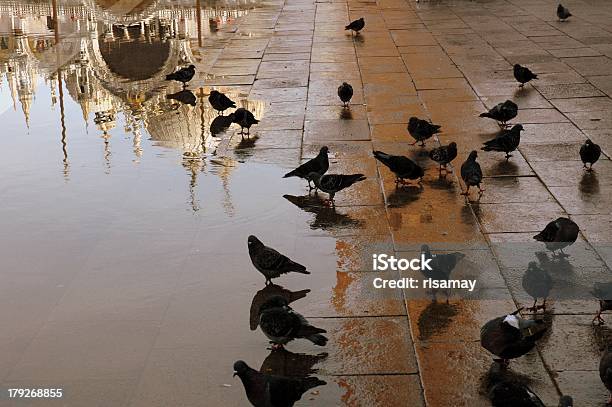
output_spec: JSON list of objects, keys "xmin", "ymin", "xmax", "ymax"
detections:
[
  {"xmin": 289, "ymin": 289, "xmax": 311, "ymax": 302},
  {"xmin": 348, "ymin": 174, "xmax": 367, "ymax": 184},
  {"xmin": 283, "ymin": 169, "xmax": 299, "ymax": 178},
  {"xmin": 307, "ymin": 333, "xmax": 328, "ymax": 346},
  {"xmin": 289, "ymin": 260, "xmax": 310, "ymax": 274},
  {"xmin": 479, "ymin": 112, "xmax": 493, "ymax": 119},
  {"xmin": 344, "ymin": 24, "xmax": 350, "ymax": 30},
  {"xmin": 165, "ymin": 73, "xmax": 177, "ymax": 81}
]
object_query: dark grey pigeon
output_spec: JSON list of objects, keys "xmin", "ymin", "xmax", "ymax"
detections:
[
  {"xmin": 513, "ymin": 64, "xmax": 538, "ymax": 87},
  {"xmin": 165, "ymin": 64, "xmax": 195, "ymax": 87},
  {"xmin": 250, "ymin": 284, "xmax": 310, "ymax": 330},
  {"xmin": 230, "ymin": 108, "xmax": 259, "ymax": 135},
  {"xmin": 283, "ymin": 146, "xmax": 329, "ymax": 190},
  {"xmin": 533, "ymin": 217, "xmax": 579, "ymax": 256},
  {"xmin": 557, "ymin": 4, "xmax": 572, "ymax": 21},
  {"xmin": 248, "ymin": 235, "xmax": 310, "ymax": 284},
  {"xmin": 337, "ymin": 82, "xmax": 353, "ymax": 107},
  {"xmin": 208, "ymin": 90, "xmax": 236, "ymax": 114},
  {"xmin": 522, "ymin": 261, "xmax": 552, "ymax": 312},
  {"xmin": 480, "ymin": 310, "xmax": 548, "ymax": 367},
  {"xmin": 591, "ymin": 282, "xmax": 612, "ymax": 325},
  {"xmin": 460, "ymin": 150, "xmax": 484, "ymax": 196},
  {"xmin": 558, "ymin": 395, "xmax": 573, "ymax": 407},
  {"xmin": 259, "ymin": 296, "xmax": 327, "ymax": 349},
  {"xmin": 580, "ymin": 139, "xmax": 601, "ymax": 171},
  {"xmin": 481, "ymin": 124, "xmax": 523, "ymax": 160},
  {"xmin": 480, "ymin": 100, "xmax": 518, "ymax": 127},
  {"xmin": 309, "ymin": 172, "xmax": 366, "ymax": 205},
  {"xmin": 166, "ymin": 89, "xmax": 196, "ymax": 106},
  {"xmin": 429, "ymin": 142, "xmax": 458, "ymax": 173},
  {"xmin": 345, "ymin": 17, "xmax": 365, "ymax": 34},
  {"xmin": 408, "ymin": 117, "xmax": 442, "ymax": 146},
  {"xmin": 420, "ymin": 245, "xmax": 465, "ymax": 300},
  {"xmin": 601, "ymin": 347, "xmax": 612, "ymax": 406},
  {"xmin": 373, "ymin": 150, "xmax": 424, "ymax": 186},
  {"xmin": 233, "ymin": 360, "xmax": 326, "ymax": 407}
]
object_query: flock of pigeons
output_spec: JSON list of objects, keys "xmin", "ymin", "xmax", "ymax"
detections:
[{"xmin": 162, "ymin": 6, "xmax": 611, "ymax": 406}]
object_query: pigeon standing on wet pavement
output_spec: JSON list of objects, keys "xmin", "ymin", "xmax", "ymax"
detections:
[
  {"xmin": 309, "ymin": 172, "xmax": 366, "ymax": 206},
  {"xmin": 488, "ymin": 379, "xmax": 546, "ymax": 407},
  {"xmin": 230, "ymin": 108, "xmax": 259, "ymax": 135},
  {"xmin": 514, "ymin": 64, "xmax": 538, "ymax": 87},
  {"xmin": 345, "ymin": 17, "xmax": 365, "ymax": 35},
  {"xmin": 557, "ymin": 4, "xmax": 572, "ymax": 21},
  {"xmin": 522, "ymin": 261, "xmax": 552, "ymax": 312},
  {"xmin": 337, "ymin": 82, "xmax": 353, "ymax": 107},
  {"xmin": 481, "ymin": 309, "xmax": 548, "ymax": 367},
  {"xmin": 233, "ymin": 360, "xmax": 326, "ymax": 407},
  {"xmin": 480, "ymin": 100, "xmax": 518, "ymax": 128},
  {"xmin": 250, "ymin": 284, "xmax": 310, "ymax": 330},
  {"xmin": 601, "ymin": 347, "xmax": 612, "ymax": 405},
  {"xmin": 580, "ymin": 139, "xmax": 602, "ymax": 171},
  {"xmin": 481, "ymin": 124, "xmax": 523, "ymax": 160},
  {"xmin": 208, "ymin": 90, "xmax": 236, "ymax": 114},
  {"xmin": 166, "ymin": 89, "xmax": 196, "ymax": 106},
  {"xmin": 591, "ymin": 282, "xmax": 612, "ymax": 325},
  {"xmin": 373, "ymin": 150, "xmax": 424, "ymax": 186},
  {"xmin": 259, "ymin": 296, "xmax": 328, "ymax": 349},
  {"xmin": 165, "ymin": 65, "xmax": 195, "ymax": 87},
  {"xmin": 283, "ymin": 146, "xmax": 329, "ymax": 190},
  {"xmin": 461, "ymin": 151, "xmax": 484, "ymax": 196},
  {"xmin": 248, "ymin": 235, "xmax": 310, "ymax": 284},
  {"xmin": 533, "ymin": 217, "xmax": 579, "ymax": 256},
  {"xmin": 429, "ymin": 142, "xmax": 458, "ymax": 173},
  {"xmin": 407, "ymin": 117, "xmax": 442, "ymax": 147}
]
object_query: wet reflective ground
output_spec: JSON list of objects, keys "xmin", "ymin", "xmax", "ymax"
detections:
[{"xmin": 1, "ymin": 0, "xmax": 612, "ymax": 405}]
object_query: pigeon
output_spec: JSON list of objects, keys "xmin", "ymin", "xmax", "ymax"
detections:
[
  {"xmin": 345, "ymin": 17, "xmax": 365, "ymax": 35},
  {"xmin": 165, "ymin": 65, "xmax": 195, "ymax": 87},
  {"xmin": 208, "ymin": 90, "xmax": 236, "ymax": 114},
  {"xmin": 166, "ymin": 89, "xmax": 196, "ymax": 106},
  {"xmin": 481, "ymin": 124, "xmax": 523, "ymax": 160},
  {"xmin": 601, "ymin": 347, "xmax": 612, "ymax": 406},
  {"xmin": 522, "ymin": 261, "xmax": 552, "ymax": 312},
  {"xmin": 580, "ymin": 139, "xmax": 601, "ymax": 171},
  {"xmin": 408, "ymin": 117, "xmax": 442, "ymax": 147},
  {"xmin": 514, "ymin": 64, "xmax": 538, "ymax": 87},
  {"xmin": 337, "ymin": 82, "xmax": 353, "ymax": 107},
  {"xmin": 250, "ymin": 284, "xmax": 310, "ymax": 330},
  {"xmin": 557, "ymin": 4, "xmax": 572, "ymax": 21},
  {"xmin": 373, "ymin": 150, "xmax": 424, "ymax": 186},
  {"xmin": 533, "ymin": 217, "xmax": 579, "ymax": 256},
  {"xmin": 460, "ymin": 150, "xmax": 484, "ymax": 196},
  {"xmin": 309, "ymin": 172, "xmax": 366, "ymax": 205},
  {"xmin": 591, "ymin": 282, "xmax": 612, "ymax": 325},
  {"xmin": 558, "ymin": 396, "xmax": 573, "ymax": 407},
  {"xmin": 283, "ymin": 146, "xmax": 329, "ymax": 190},
  {"xmin": 480, "ymin": 100, "xmax": 518, "ymax": 128},
  {"xmin": 233, "ymin": 360, "xmax": 326, "ymax": 407},
  {"xmin": 248, "ymin": 235, "xmax": 310, "ymax": 284},
  {"xmin": 230, "ymin": 108, "xmax": 259, "ymax": 135},
  {"xmin": 480, "ymin": 310, "xmax": 548, "ymax": 367},
  {"xmin": 259, "ymin": 296, "xmax": 328, "ymax": 349},
  {"xmin": 210, "ymin": 115, "xmax": 234, "ymax": 137},
  {"xmin": 420, "ymin": 245, "xmax": 465, "ymax": 300},
  {"xmin": 429, "ymin": 142, "xmax": 458, "ymax": 173}
]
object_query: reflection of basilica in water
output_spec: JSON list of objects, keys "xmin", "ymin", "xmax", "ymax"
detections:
[{"xmin": 0, "ymin": 0, "xmax": 264, "ymax": 156}]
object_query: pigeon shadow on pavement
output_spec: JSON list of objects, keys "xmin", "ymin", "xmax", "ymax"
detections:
[
  {"xmin": 260, "ymin": 348, "xmax": 328, "ymax": 377},
  {"xmin": 416, "ymin": 300, "xmax": 459, "ymax": 341},
  {"xmin": 579, "ymin": 171, "xmax": 600, "ymax": 195},
  {"xmin": 249, "ymin": 284, "xmax": 311, "ymax": 331},
  {"xmin": 386, "ymin": 184, "xmax": 424, "ymax": 208},
  {"xmin": 283, "ymin": 194, "xmax": 364, "ymax": 232}
]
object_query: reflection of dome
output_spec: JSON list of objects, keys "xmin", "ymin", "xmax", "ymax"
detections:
[{"xmin": 98, "ymin": 31, "xmax": 170, "ymax": 81}]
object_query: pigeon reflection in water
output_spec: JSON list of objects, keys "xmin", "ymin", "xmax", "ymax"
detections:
[
  {"xmin": 260, "ymin": 348, "xmax": 328, "ymax": 377},
  {"xmin": 283, "ymin": 194, "xmax": 363, "ymax": 231},
  {"xmin": 417, "ymin": 300, "xmax": 459, "ymax": 341},
  {"xmin": 250, "ymin": 284, "xmax": 311, "ymax": 331},
  {"xmin": 386, "ymin": 184, "xmax": 423, "ymax": 208},
  {"xmin": 484, "ymin": 362, "xmax": 547, "ymax": 407},
  {"xmin": 166, "ymin": 89, "xmax": 196, "ymax": 106},
  {"xmin": 210, "ymin": 115, "xmax": 234, "ymax": 137}
]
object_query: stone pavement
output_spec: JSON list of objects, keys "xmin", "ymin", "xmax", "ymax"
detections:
[{"xmin": 199, "ymin": 0, "xmax": 612, "ymax": 404}]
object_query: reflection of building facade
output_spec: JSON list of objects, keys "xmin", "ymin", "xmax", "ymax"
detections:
[{"xmin": 0, "ymin": 0, "xmax": 260, "ymax": 151}]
